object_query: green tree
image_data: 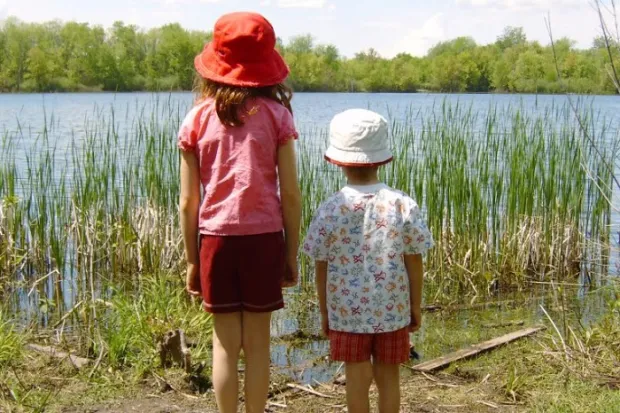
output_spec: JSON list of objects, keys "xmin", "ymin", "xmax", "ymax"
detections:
[
  {"xmin": 0, "ymin": 18, "xmax": 617, "ymax": 94},
  {"xmin": 496, "ymin": 27, "xmax": 527, "ymax": 51},
  {"xmin": 512, "ymin": 50, "xmax": 545, "ymax": 93},
  {"xmin": 26, "ymin": 47, "xmax": 53, "ymax": 91},
  {"xmin": 2, "ymin": 18, "xmax": 31, "ymax": 91}
]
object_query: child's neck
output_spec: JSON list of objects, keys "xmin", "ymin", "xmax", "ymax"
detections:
[{"xmin": 347, "ymin": 177, "xmax": 381, "ymax": 186}]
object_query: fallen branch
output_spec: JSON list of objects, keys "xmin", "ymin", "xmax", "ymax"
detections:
[
  {"xmin": 268, "ymin": 401, "xmax": 287, "ymax": 409},
  {"xmin": 420, "ymin": 372, "xmax": 459, "ymax": 388},
  {"xmin": 287, "ymin": 383, "xmax": 334, "ymax": 398},
  {"xmin": 478, "ymin": 400, "xmax": 499, "ymax": 409},
  {"xmin": 411, "ymin": 326, "xmax": 545, "ymax": 372},
  {"xmin": 26, "ymin": 344, "xmax": 91, "ymax": 369},
  {"xmin": 52, "ymin": 301, "xmax": 84, "ymax": 329}
]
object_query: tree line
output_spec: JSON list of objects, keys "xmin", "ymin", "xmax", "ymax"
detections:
[{"xmin": 0, "ymin": 17, "xmax": 619, "ymax": 94}]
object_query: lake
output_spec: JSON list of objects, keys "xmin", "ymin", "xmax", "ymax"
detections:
[
  {"xmin": 3, "ymin": 91, "xmax": 620, "ymax": 185},
  {"xmin": 2, "ymin": 92, "xmax": 619, "ymax": 385},
  {"xmin": 2, "ymin": 91, "xmax": 620, "ymax": 284},
  {"xmin": 2, "ymin": 92, "xmax": 620, "ymax": 137}
]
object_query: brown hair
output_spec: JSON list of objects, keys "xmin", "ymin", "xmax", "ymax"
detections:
[{"xmin": 194, "ymin": 76, "xmax": 293, "ymax": 127}]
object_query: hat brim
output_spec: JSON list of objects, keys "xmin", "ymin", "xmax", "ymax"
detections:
[
  {"xmin": 195, "ymin": 43, "xmax": 290, "ymax": 87},
  {"xmin": 324, "ymin": 145, "xmax": 393, "ymax": 167}
]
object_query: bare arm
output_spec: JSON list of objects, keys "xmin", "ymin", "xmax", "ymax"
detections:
[
  {"xmin": 277, "ymin": 139, "xmax": 302, "ymax": 283},
  {"xmin": 179, "ymin": 150, "xmax": 201, "ymax": 269},
  {"xmin": 404, "ymin": 254, "xmax": 424, "ymax": 331},
  {"xmin": 315, "ymin": 260, "xmax": 329, "ymax": 334},
  {"xmin": 315, "ymin": 261, "xmax": 328, "ymax": 314}
]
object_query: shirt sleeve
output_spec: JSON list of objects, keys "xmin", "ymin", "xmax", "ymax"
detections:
[
  {"xmin": 403, "ymin": 199, "xmax": 434, "ymax": 255},
  {"xmin": 278, "ymin": 108, "xmax": 299, "ymax": 146},
  {"xmin": 302, "ymin": 208, "xmax": 329, "ymax": 261},
  {"xmin": 177, "ymin": 105, "xmax": 202, "ymax": 152}
]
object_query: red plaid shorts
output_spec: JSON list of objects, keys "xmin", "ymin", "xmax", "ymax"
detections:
[{"xmin": 329, "ymin": 327, "xmax": 410, "ymax": 364}]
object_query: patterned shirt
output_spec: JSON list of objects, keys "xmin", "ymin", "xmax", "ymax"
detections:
[{"xmin": 302, "ymin": 183, "xmax": 433, "ymax": 334}]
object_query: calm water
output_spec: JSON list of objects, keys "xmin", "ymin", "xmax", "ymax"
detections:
[
  {"xmin": 2, "ymin": 92, "xmax": 620, "ymax": 135},
  {"xmin": 3, "ymin": 92, "xmax": 620, "ymax": 180},
  {"xmin": 3, "ymin": 91, "xmax": 620, "ymax": 280},
  {"xmin": 3, "ymin": 92, "xmax": 619, "ymax": 384}
]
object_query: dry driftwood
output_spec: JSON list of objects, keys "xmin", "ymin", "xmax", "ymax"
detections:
[
  {"xmin": 26, "ymin": 343, "xmax": 91, "ymax": 369},
  {"xmin": 287, "ymin": 383, "xmax": 334, "ymax": 398},
  {"xmin": 158, "ymin": 329, "xmax": 192, "ymax": 373},
  {"xmin": 412, "ymin": 326, "xmax": 545, "ymax": 372}
]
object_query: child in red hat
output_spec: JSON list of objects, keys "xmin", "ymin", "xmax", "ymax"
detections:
[{"xmin": 178, "ymin": 12, "xmax": 301, "ymax": 413}]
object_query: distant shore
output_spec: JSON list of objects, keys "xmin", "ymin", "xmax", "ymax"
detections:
[{"xmin": 1, "ymin": 89, "xmax": 618, "ymax": 96}]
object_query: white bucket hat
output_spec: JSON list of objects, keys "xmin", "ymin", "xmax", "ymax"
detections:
[{"xmin": 324, "ymin": 109, "xmax": 393, "ymax": 167}]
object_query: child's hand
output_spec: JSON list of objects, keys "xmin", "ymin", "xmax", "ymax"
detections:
[
  {"xmin": 186, "ymin": 263, "xmax": 202, "ymax": 297},
  {"xmin": 409, "ymin": 306, "xmax": 422, "ymax": 332},
  {"xmin": 321, "ymin": 313, "xmax": 329, "ymax": 337},
  {"xmin": 282, "ymin": 253, "xmax": 298, "ymax": 288}
]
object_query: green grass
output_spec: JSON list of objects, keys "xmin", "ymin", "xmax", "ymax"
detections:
[
  {"xmin": 102, "ymin": 272, "xmax": 213, "ymax": 372},
  {"xmin": 0, "ymin": 271, "xmax": 213, "ymax": 413},
  {"xmin": 0, "ymin": 308, "xmax": 24, "ymax": 367}
]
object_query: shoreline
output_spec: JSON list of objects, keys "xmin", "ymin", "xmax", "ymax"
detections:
[{"xmin": 1, "ymin": 90, "xmax": 619, "ymax": 97}]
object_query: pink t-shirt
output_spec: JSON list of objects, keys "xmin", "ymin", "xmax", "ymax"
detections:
[{"xmin": 178, "ymin": 97, "xmax": 298, "ymax": 236}]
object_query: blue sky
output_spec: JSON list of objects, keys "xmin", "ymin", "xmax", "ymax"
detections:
[{"xmin": 0, "ymin": 0, "xmax": 603, "ymax": 57}]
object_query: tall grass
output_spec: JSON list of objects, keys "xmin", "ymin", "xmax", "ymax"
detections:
[
  {"xmin": 298, "ymin": 102, "xmax": 618, "ymax": 297},
  {"xmin": 0, "ymin": 98, "xmax": 617, "ymax": 331},
  {"xmin": 0, "ymin": 308, "xmax": 24, "ymax": 366},
  {"xmin": 102, "ymin": 273, "xmax": 213, "ymax": 372}
]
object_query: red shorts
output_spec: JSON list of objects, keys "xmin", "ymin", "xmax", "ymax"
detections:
[
  {"xmin": 329, "ymin": 328, "xmax": 410, "ymax": 364},
  {"xmin": 199, "ymin": 232, "xmax": 285, "ymax": 313}
]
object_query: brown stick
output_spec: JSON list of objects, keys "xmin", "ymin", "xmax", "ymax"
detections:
[
  {"xmin": 411, "ymin": 326, "xmax": 545, "ymax": 372},
  {"xmin": 287, "ymin": 383, "xmax": 334, "ymax": 398},
  {"xmin": 26, "ymin": 344, "xmax": 91, "ymax": 369}
]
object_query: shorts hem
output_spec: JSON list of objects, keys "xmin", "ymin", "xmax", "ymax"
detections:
[
  {"xmin": 199, "ymin": 227, "xmax": 284, "ymax": 237},
  {"xmin": 328, "ymin": 328, "xmax": 410, "ymax": 364},
  {"xmin": 329, "ymin": 355, "xmax": 408, "ymax": 364},
  {"xmin": 202, "ymin": 300, "xmax": 284, "ymax": 314},
  {"xmin": 329, "ymin": 353, "xmax": 372, "ymax": 363}
]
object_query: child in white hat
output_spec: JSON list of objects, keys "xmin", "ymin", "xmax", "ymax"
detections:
[{"xmin": 302, "ymin": 109, "xmax": 433, "ymax": 413}]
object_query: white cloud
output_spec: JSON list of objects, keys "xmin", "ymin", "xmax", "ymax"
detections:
[
  {"xmin": 159, "ymin": 0, "xmax": 221, "ymax": 4},
  {"xmin": 362, "ymin": 20, "xmax": 402, "ymax": 29},
  {"xmin": 277, "ymin": 0, "xmax": 326, "ymax": 8},
  {"xmin": 313, "ymin": 14, "xmax": 336, "ymax": 21},
  {"xmin": 260, "ymin": 0, "xmax": 272, "ymax": 5},
  {"xmin": 455, "ymin": 0, "xmax": 582, "ymax": 11},
  {"xmin": 388, "ymin": 13, "xmax": 445, "ymax": 57}
]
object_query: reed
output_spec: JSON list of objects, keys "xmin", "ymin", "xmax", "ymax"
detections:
[
  {"xmin": 298, "ymin": 101, "xmax": 617, "ymax": 299},
  {"xmin": 0, "ymin": 97, "xmax": 616, "ymax": 333}
]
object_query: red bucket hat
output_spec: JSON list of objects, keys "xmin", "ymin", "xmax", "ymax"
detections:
[{"xmin": 194, "ymin": 12, "xmax": 290, "ymax": 87}]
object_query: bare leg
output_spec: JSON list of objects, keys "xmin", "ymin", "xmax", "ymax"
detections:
[
  {"xmin": 242, "ymin": 311, "xmax": 272, "ymax": 413},
  {"xmin": 212, "ymin": 313, "xmax": 243, "ymax": 413},
  {"xmin": 345, "ymin": 361, "xmax": 373, "ymax": 413},
  {"xmin": 373, "ymin": 362, "xmax": 400, "ymax": 413}
]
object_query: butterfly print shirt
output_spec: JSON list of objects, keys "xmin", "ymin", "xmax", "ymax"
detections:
[{"xmin": 303, "ymin": 183, "xmax": 434, "ymax": 334}]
